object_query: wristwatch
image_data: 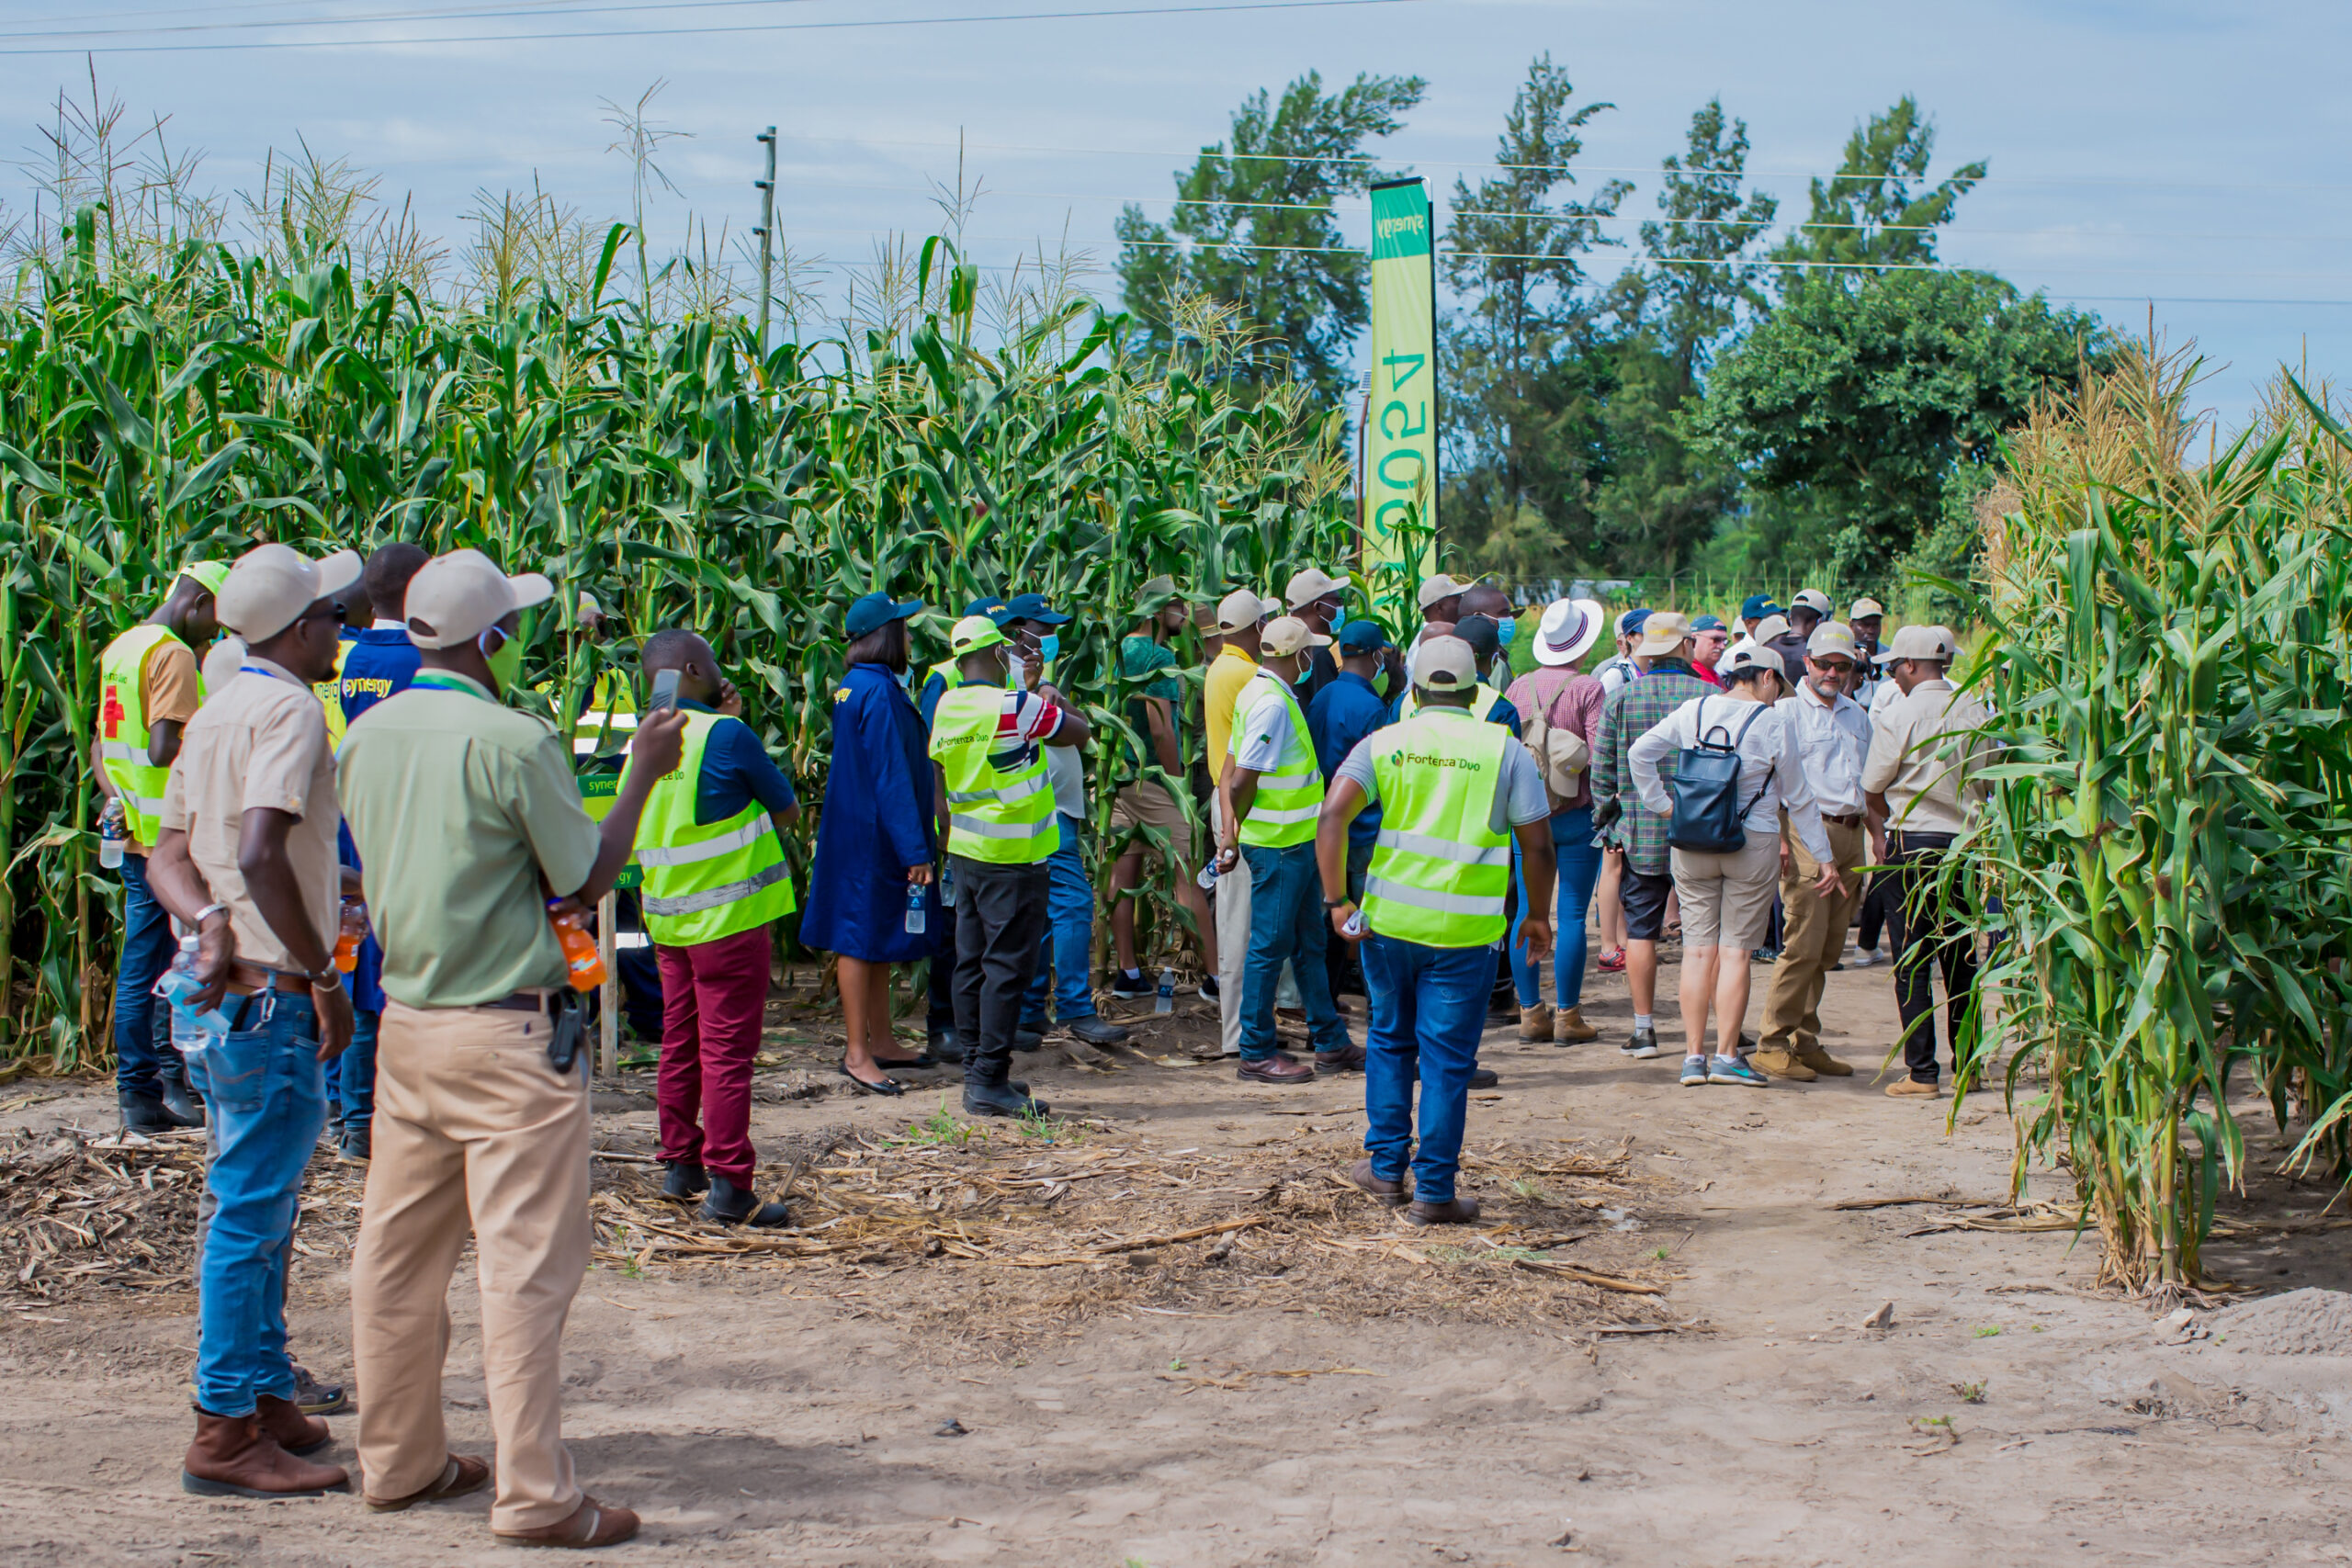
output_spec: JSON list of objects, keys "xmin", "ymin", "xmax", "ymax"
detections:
[
  {"xmin": 303, "ymin": 965, "xmax": 340, "ymax": 987},
  {"xmin": 1322, "ymin": 896, "xmax": 1351, "ymax": 909}
]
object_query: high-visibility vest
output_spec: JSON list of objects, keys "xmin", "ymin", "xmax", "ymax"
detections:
[
  {"xmin": 633, "ymin": 711, "xmax": 797, "ymax": 945},
  {"xmin": 572, "ymin": 670, "xmax": 639, "ymax": 757},
  {"xmin": 1230, "ymin": 671, "xmax": 1324, "ymax": 850},
  {"xmin": 96, "ymin": 624, "xmax": 192, "ymax": 846},
  {"xmin": 1363, "ymin": 710, "xmax": 1514, "ymax": 948},
  {"xmin": 1396, "ymin": 682, "xmax": 1501, "ymax": 724},
  {"xmin": 314, "ymin": 638, "xmax": 353, "ymax": 750},
  {"xmin": 930, "ymin": 684, "xmax": 1059, "ymax": 864}
]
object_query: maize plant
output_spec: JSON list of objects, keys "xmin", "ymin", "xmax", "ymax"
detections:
[
  {"xmin": 1950, "ymin": 343, "xmax": 2352, "ymax": 1291},
  {"xmin": 0, "ymin": 209, "xmax": 1373, "ymax": 1066}
]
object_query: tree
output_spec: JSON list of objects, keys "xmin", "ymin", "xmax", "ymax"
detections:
[
  {"xmin": 1116, "ymin": 71, "xmax": 1425, "ymax": 408},
  {"xmin": 1695, "ymin": 267, "xmax": 2109, "ymax": 585},
  {"xmin": 1438, "ymin": 53, "xmax": 1628, "ymax": 576},
  {"xmin": 1639, "ymin": 98, "xmax": 1778, "ymax": 380},
  {"xmin": 1772, "ymin": 96, "xmax": 1984, "ymax": 282}
]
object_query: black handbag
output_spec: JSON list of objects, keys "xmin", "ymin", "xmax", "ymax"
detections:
[{"xmin": 1668, "ymin": 697, "xmax": 1773, "ymax": 854}]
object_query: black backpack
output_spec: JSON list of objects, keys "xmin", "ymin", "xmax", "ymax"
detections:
[{"xmin": 1668, "ymin": 696, "xmax": 1774, "ymax": 854}]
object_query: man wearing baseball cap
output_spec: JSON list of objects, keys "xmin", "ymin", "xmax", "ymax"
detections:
[
  {"xmin": 140, "ymin": 544, "xmax": 360, "ymax": 1499},
  {"xmin": 336, "ymin": 548, "xmax": 690, "ymax": 1547},
  {"xmin": 1283, "ymin": 567, "xmax": 1347, "ymax": 697},
  {"xmin": 1204, "ymin": 587, "xmax": 1274, "ymax": 1052},
  {"xmin": 1687, "ymin": 615, "xmax": 1728, "ymax": 687},
  {"xmin": 95, "ymin": 559, "xmax": 229, "ymax": 1134},
  {"xmin": 1592, "ymin": 607, "xmax": 1648, "ymax": 699},
  {"xmin": 1307, "ymin": 617, "xmax": 1396, "ymax": 1004},
  {"xmin": 1317, "ymin": 636, "xmax": 1556, "ymax": 1223},
  {"xmin": 1216, "ymin": 615, "xmax": 1360, "ymax": 1083}
]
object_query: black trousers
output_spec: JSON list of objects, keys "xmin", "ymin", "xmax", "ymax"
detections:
[
  {"xmin": 1858, "ymin": 874, "xmax": 1894, "ymax": 952},
  {"xmin": 927, "ymin": 893, "xmax": 959, "ymax": 1040},
  {"xmin": 1886, "ymin": 833, "xmax": 1977, "ymax": 1083},
  {"xmin": 951, "ymin": 856, "xmax": 1051, "ymax": 1088}
]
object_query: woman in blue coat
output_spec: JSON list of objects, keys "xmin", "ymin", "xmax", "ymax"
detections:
[{"xmin": 799, "ymin": 592, "xmax": 939, "ymax": 1093}]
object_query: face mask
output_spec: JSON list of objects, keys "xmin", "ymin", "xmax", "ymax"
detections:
[
  {"xmin": 1497, "ymin": 616, "xmax": 1517, "ymax": 647},
  {"xmin": 1373, "ymin": 669, "xmax": 1393, "ymax": 700},
  {"xmin": 1293, "ymin": 662, "xmax": 1314, "ymax": 688},
  {"xmin": 479, "ymin": 626, "xmax": 522, "ymax": 695},
  {"xmin": 1006, "ymin": 653, "xmax": 1027, "ymax": 688},
  {"xmin": 1327, "ymin": 603, "xmax": 1348, "ymax": 637},
  {"xmin": 1037, "ymin": 633, "xmax": 1060, "ymax": 666}
]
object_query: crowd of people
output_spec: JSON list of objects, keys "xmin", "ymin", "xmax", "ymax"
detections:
[{"xmin": 87, "ymin": 545, "xmax": 1987, "ymax": 1547}]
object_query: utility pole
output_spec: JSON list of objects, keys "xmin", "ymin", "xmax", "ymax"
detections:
[{"xmin": 753, "ymin": 126, "xmax": 777, "ymax": 357}]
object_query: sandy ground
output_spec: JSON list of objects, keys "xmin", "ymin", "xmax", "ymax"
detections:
[{"xmin": 2, "ymin": 935, "xmax": 2349, "ymax": 1568}]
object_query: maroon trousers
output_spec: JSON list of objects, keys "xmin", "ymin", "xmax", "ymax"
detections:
[{"xmin": 654, "ymin": 922, "xmax": 772, "ymax": 1185}]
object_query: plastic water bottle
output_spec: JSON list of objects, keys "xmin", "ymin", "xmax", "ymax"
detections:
[
  {"xmin": 153, "ymin": 936, "xmax": 230, "ymax": 1084},
  {"xmin": 1155, "ymin": 966, "xmax": 1174, "ymax": 1015},
  {"xmin": 1195, "ymin": 861, "xmax": 1218, "ymax": 892},
  {"xmin": 904, "ymin": 882, "xmax": 927, "ymax": 936},
  {"xmin": 97, "ymin": 798, "xmax": 125, "ymax": 870},
  {"xmin": 939, "ymin": 861, "xmax": 956, "ymax": 906}
]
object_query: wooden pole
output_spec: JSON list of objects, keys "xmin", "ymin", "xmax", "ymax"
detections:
[{"xmin": 597, "ymin": 890, "xmax": 618, "ymax": 1078}]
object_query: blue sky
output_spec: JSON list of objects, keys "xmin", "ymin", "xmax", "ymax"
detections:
[{"xmin": 1, "ymin": 0, "xmax": 2342, "ymax": 429}]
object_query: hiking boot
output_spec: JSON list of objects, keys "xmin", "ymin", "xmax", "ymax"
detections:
[
  {"xmin": 254, "ymin": 1393, "xmax": 333, "ymax": 1457},
  {"xmin": 662, "ymin": 1161, "xmax": 709, "ymax": 1201},
  {"xmin": 1067, "ymin": 1016, "xmax": 1132, "ymax": 1046},
  {"xmin": 157, "ymin": 1063, "xmax": 207, "ymax": 1129},
  {"xmin": 1707, "ymin": 1055, "xmax": 1771, "ymax": 1088},
  {"xmin": 1517, "ymin": 1003, "xmax": 1554, "ymax": 1041},
  {"xmin": 1749, "ymin": 1047, "xmax": 1815, "ymax": 1082},
  {"xmin": 290, "ymin": 1363, "xmax": 346, "ymax": 1418},
  {"xmin": 1315, "ymin": 1043, "xmax": 1367, "ymax": 1074},
  {"xmin": 1347, "ymin": 1157, "xmax": 1408, "ymax": 1207},
  {"xmin": 365, "ymin": 1453, "xmax": 492, "ymax": 1513},
  {"xmin": 700, "ymin": 1176, "xmax": 791, "ymax": 1228},
  {"xmin": 1885, "ymin": 1077, "xmax": 1939, "ymax": 1099},
  {"xmin": 181, "ymin": 1409, "xmax": 348, "ymax": 1498},
  {"xmin": 1236, "ymin": 1053, "xmax": 1315, "ymax": 1085},
  {"xmin": 1404, "ymin": 1196, "xmax": 1482, "ymax": 1226},
  {"xmin": 493, "ymin": 1495, "xmax": 640, "ymax": 1550},
  {"xmin": 965, "ymin": 1081, "xmax": 1052, "ymax": 1118},
  {"xmin": 1797, "ymin": 1043, "xmax": 1854, "ymax": 1077},
  {"xmin": 1622, "ymin": 1026, "xmax": 1660, "ymax": 1060},
  {"xmin": 1554, "ymin": 1007, "xmax": 1599, "ymax": 1044}
]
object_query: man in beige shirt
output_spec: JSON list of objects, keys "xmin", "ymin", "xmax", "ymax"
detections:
[
  {"xmin": 146, "ymin": 543, "xmax": 362, "ymax": 1501},
  {"xmin": 1861, "ymin": 624, "xmax": 1990, "ymax": 1097}
]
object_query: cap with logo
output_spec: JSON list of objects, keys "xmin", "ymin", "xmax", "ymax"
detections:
[
  {"xmin": 1417, "ymin": 574, "xmax": 1470, "ymax": 613},
  {"xmin": 1337, "ymin": 620, "xmax": 1391, "ymax": 655},
  {"xmin": 1260, "ymin": 616, "xmax": 1324, "ymax": 658},
  {"xmin": 402, "ymin": 548, "xmax": 554, "ymax": 649},
  {"xmin": 845, "ymin": 592, "xmax": 923, "ymax": 639},
  {"xmin": 1739, "ymin": 593, "xmax": 1786, "ymax": 624},
  {"xmin": 1689, "ymin": 614, "xmax": 1726, "ymax": 634},
  {"xmin": 1001, "ymin": 592, "xmax": 1071, "ymax": 626},
  {"xmin": 1534, "ymin": 597, "xmax": 1607, "ymax": 668},
  {"xmin": 1634, "ymin": 609, "xmax": 1693, "ymax": 658},
  {"xmin": 950, "ymin": 615, "xmax": 1008, "ymax": 655},
  {"xmin": 216, "ymin": 544, "xmax": 365, "ymax": 643},
  {"xmin": 962, "ymin": 595, "xmax": 1012, "ymax": 625},
  {"xmin": 1413, "ymin": 636, "xmax": 1477, "ymax": 692},
  {"xmin": 1873, "ymin": 624, "xmax": 1952, "ymax": 665},
  {"xmin": 1216, "ymin": 588, "xmax": 1271, "ymax": 635},
  {"xmin": 1718, "ymin": 638, "xmax": 1786, "ymax": 681},
  {"xmin": 1791, "ymin": 589, "xmax": 1834, "ymax": 616},
  {"xmin": 1848, "ymin": 596, "xmax": 1885, "ymax": 622},
  {"xmin": 1284, "ymin": 567, "xmax": 1348, "ymax": 610},
  {"xmin": 1805, "ymin": 621, "xmax": 1860, "ymax": 661}
]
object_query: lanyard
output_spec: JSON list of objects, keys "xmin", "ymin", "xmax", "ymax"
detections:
[{"xmin": 410, "ymin": 672, "xmax": 492, "ymax": 702}]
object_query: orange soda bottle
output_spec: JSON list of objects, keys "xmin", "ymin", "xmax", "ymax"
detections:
[
  {"xmin": 548, "ymin": 902, "xmax": 605, "ymax": 990},
  {"xmin": 334, "ymin": 897, "xmax": 364, "ymax": 973}
]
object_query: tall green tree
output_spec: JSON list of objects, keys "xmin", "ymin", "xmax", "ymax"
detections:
[
  {"xmin": 1438, "ymin": 53, "xmax": 1627, "ymax": 576},
  {"xmin": 1116, "ymin": 71, "xmax": 1425, "ymax": 408},
  {"xmin": 1772, "ymin": 95, "xmax": 1984, "ymax": 281}
]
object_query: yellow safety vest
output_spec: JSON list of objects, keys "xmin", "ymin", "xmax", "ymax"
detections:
[
  {"xmin": 1362, "ymin": 710, "xmax": 1514, "ymax": 948},
  {"xmin": 314, "ymin": 638, "xmax": 354, "ymax": 750},
  {"xmin": 634, "ymin": 711, "xmax": 797, "ymax": 946},
  {"xmin": 1397, "ymin": 682, "xmax": 1501, "ymax": 724},
  {"xmin": 96, "ymin": 624, "xmax": 192, "ymax": 846},
  {"xmin": 930, "ymin": 684, "xmax": 1059, "ymax": 864},
  {"xmin": 572, "ymin": 670, "xmax": 639, "ymax": 757},
  {"xmin": 1231, "ymin": 671, "xmax": 1324, "ymax": 850}
]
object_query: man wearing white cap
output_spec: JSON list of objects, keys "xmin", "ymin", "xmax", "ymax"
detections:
[
  {"xmin": 1863, "ymin": 624, "xmax": 1988, "ymax": 1099},
  {"xmin": 336, "ymin": 548, "xmax": 689, "ymax": 1547},
  {"xmin": 141, "ymin": 543, "xmax": 362, "ymax": 1500},
  {"xmin": 1502, "ymin": 599, "xmax": 1609, "ymax": 1043},
  {"xmin": 1285, "ymin": 566, "xmax": 1350, "ymax": 701},
  {"xmin": 1204, "ymin": 588, "xmax": 1273, "ymax": 1053},
  {"xmin": 1846, "ymin": 597, "xmax": 1886, "ymax": 708},
  {"xmin": 1755, "ymin": 621, "xmax": 1874, "ymax": 1081}
]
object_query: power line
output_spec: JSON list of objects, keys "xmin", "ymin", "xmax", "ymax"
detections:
[
  {"xmin": 0, "ymin": 0, "xmax": 827, "ymax": 42},
  {"xmin": 0, "ymin": 0, "xmax": 1424, "ymax": 53}
]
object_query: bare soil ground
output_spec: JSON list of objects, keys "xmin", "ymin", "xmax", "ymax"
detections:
[{"xmin": 1, "ymin": 940, "xmax": 2348, "ymax": 1567}]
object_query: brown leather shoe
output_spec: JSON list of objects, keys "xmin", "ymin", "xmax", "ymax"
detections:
[
  {"xmin": 1404, "ymin": 1196, "xmax": 1482, "ymax": 1226},
  {"xmin": 366, "ymin": 1453, "xmax": 492, "ymax": 1513},
  {"xmin": 1347, "ymin": 1157, "xmax": 1408, "ymax": 1207},
  {"xmin": 1796, "ymin": 1043, "xmax": 1853, "ymax": 1077},
  {"xmin": 181, "ymin": 1409, "xmax": 350, "ymax": 1498},
  {"xmin": 1517, "ymin": 1003, "xmax": 1553, "ymax": 1041},
  {"xmin": 1236, "ymin": 1052, "xmax": 1315, "ymax": 1085},
  {"xmin": 1749, "ymin": 1047, "xmax": 1815, "ymax": 1082},
  {"xmin": 1315, "ymin": 1043, "xmax": 1366, "ymax": 1073},
  {"xmin": 494, "ymin": 1495, "xmax": 641, "ymax": 1549},
  {"xmin": 1553, "ymin": 1007, "xmax": 1599, "ymax": 1044},
  {"xmin": 1885, "ymin": 1077, "xmax": 1939, "ymax": 1098},
  {"xmin": 254, "ymin": 1393, "xmax": 333, "ymax": 1456}
]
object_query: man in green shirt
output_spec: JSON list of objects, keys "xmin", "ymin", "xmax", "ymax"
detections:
[
  {"xmin": 1106, "ymin": 576, "xmax": 1217, "ymax": 998},
  {"xmin": 337, "ymin": 549, "xmax": 686, "ymax": 1551}
]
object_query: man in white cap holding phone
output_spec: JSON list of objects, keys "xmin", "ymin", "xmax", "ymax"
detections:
[{"xmin": 337, "ymin": 548, "xmax": 688, "ymax": 1548}]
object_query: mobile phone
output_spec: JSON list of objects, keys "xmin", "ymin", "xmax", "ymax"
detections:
[{"xmin": 650, "ymin": 667, "xmax": 681, "ymax": 712}]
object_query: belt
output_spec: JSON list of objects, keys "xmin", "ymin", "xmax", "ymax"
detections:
[
  {"xmin": 482, "ymin": 990, "xmax": 557, "ymax": 1013},
  {"xmin": 226, "ymin": 963, "xmax": 320, "ymax": 996},
  {"xmin": 1822, "ymin": 812, "xmax": 1864, "ymax": 828},
  {"xmin": 1887, "ymin": 830, "xmax": 1957, "ymax": 850}
]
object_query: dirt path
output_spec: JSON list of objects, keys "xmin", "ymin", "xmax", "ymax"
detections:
[{"xmin": 0, "ymin": 949, "xmax": 2346, "ymax": 1566}]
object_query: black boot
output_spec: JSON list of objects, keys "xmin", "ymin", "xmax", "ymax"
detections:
[
  {"xmin": 1068, "ymin": 1016, "xmax": 1131, "ymax": 1046},
  {"xmin": 119, "ymin": 1090, "xmax": 181, "ymax": 1136},
  {"xmin": 963, "ymin": 1080, "xmax": 1049, "ymax": 1119},
  {"xmin": 928, "ymin": 1026, "xmax": 964, "ymax": 1063},
  {"xmin": 155, "ymin": 1061, "xmax": 206, "ymax": 1129},
  {"xmin": 699, "ymin": 1176, "xmax": 789, "ymax": 1228},
  {"xmin": 662, "ymin": 1161, "xmax": 709, "ymax": 1201}
]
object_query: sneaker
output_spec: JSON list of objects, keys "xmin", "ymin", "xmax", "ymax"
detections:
[
  {"xmin": 337, "ymin": 1126, "xmax": 372, "ymax": 1165},
  {"xmin": 1849, "ymin": 948, "xmax": 1883, "ymax": 969},
  {"xmin": 1596, "ymin": 948, "xmax": 1626, "ymax": 974},
  {"xmin": 1885, "ymin": 1077, "xmax": 1939, "ymax": 1099},
  {"xmin": 1750, "ymin": 946, "xmax": 1781, "ymax": 964},
  {"xmin": 1679, "ymin": 1055, "xmax": 1708, "ymax": 1086},
  {"xmin": 1110, "ymin": 969, "xmax": 1153, "ymax": 998},
  {"xmin": 1623, "ymin": 1026, "xmax": 1659, "ymax": 1060},
  {"xmin": 1708, "ymin": 1055, "xmax": 1771, "ymax": 1088},
  {"xmin": 1198, "ymin": 976, "xmax": 1221, "ymax": 1002}
]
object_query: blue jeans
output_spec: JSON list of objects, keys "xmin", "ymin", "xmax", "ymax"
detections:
[
  {"xmin": 1510, "ymin": 808, "xmax": 1602, "ymax": 1010},
  {"xmin": 113, "ymin": 853, "xmax": 179, "ymax": 1097},
  {"xmin": 330, "ymin": 1007, "xmax": 379, "ymax": 1133},
  {"xmin": 1238, "ymin": 840, "xmax": 1350, "ymax": 1060},
  {"xmin": 1023, "ymin": 814, "xmax": 1097, "ymax": 1025},
  {"xmin": 194, "ymin": 990, "xmax": 329, "ymax": 1417},
  {"xmin": 1361, "ymin": 933, "xmax": 1494, "ymax": 1204}
]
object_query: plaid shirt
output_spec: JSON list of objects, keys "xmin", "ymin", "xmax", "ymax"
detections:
[{"xmin": 1590, "ymin": 658, "xmax": 1712, "ymax": 876}]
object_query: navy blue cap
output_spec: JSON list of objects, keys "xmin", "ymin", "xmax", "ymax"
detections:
[
  {"xmin": 846, "ymin": 592, "xmax": 923, "ymax": 639},
  {"xmin": 1690, "ymin": 614, "xmax": 1726, "ymax": 633},
  {"xmin": 1001, "ymin": 592, "xmax": 1072, "ymax": 626},
  {"xmin": 1454, "ymin": 614, "xmax": 1501, "ymax": 662},
  {"xmin": 962, "ymin": 595, "xmax": 1012, "ymax": 625},
  {"xmin": 1337, "ymin": 620, "xmax": 1391, "ymax": 654},
  {"xmin": 1739, "ymin": 593, "xmax": 1785, "ymax": 622},
  {"xmin": 1617, "ymin": 606, "xmax": 1653, "ymax": 636}
]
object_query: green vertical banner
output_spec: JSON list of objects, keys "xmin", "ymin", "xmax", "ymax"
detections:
[{"xmin": 1364, "ymin": 176, "xmax": 1438, "ymax": 614}]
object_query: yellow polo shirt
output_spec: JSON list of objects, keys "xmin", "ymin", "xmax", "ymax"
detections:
[{"xmin": 1204, "ymin": 647, "xmax": 1258, "ymax": 784}]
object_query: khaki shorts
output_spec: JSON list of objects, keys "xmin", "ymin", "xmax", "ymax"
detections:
[
  {"xmin": 1669, "ymin": 834, "xmax": 1780, "ymax": 951},
  {"xmin": 1110, "ymin": 781, "xmax": 1198, "ymax": 867}
]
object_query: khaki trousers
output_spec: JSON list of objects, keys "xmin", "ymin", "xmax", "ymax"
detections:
[
  {"xmin": 1759, "ymin": 818, "xmax": 1867, "ymax": 1055},
  {"xmin": 353, "ymin": 998, "xmax": 591, "ymax": 1534}
]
